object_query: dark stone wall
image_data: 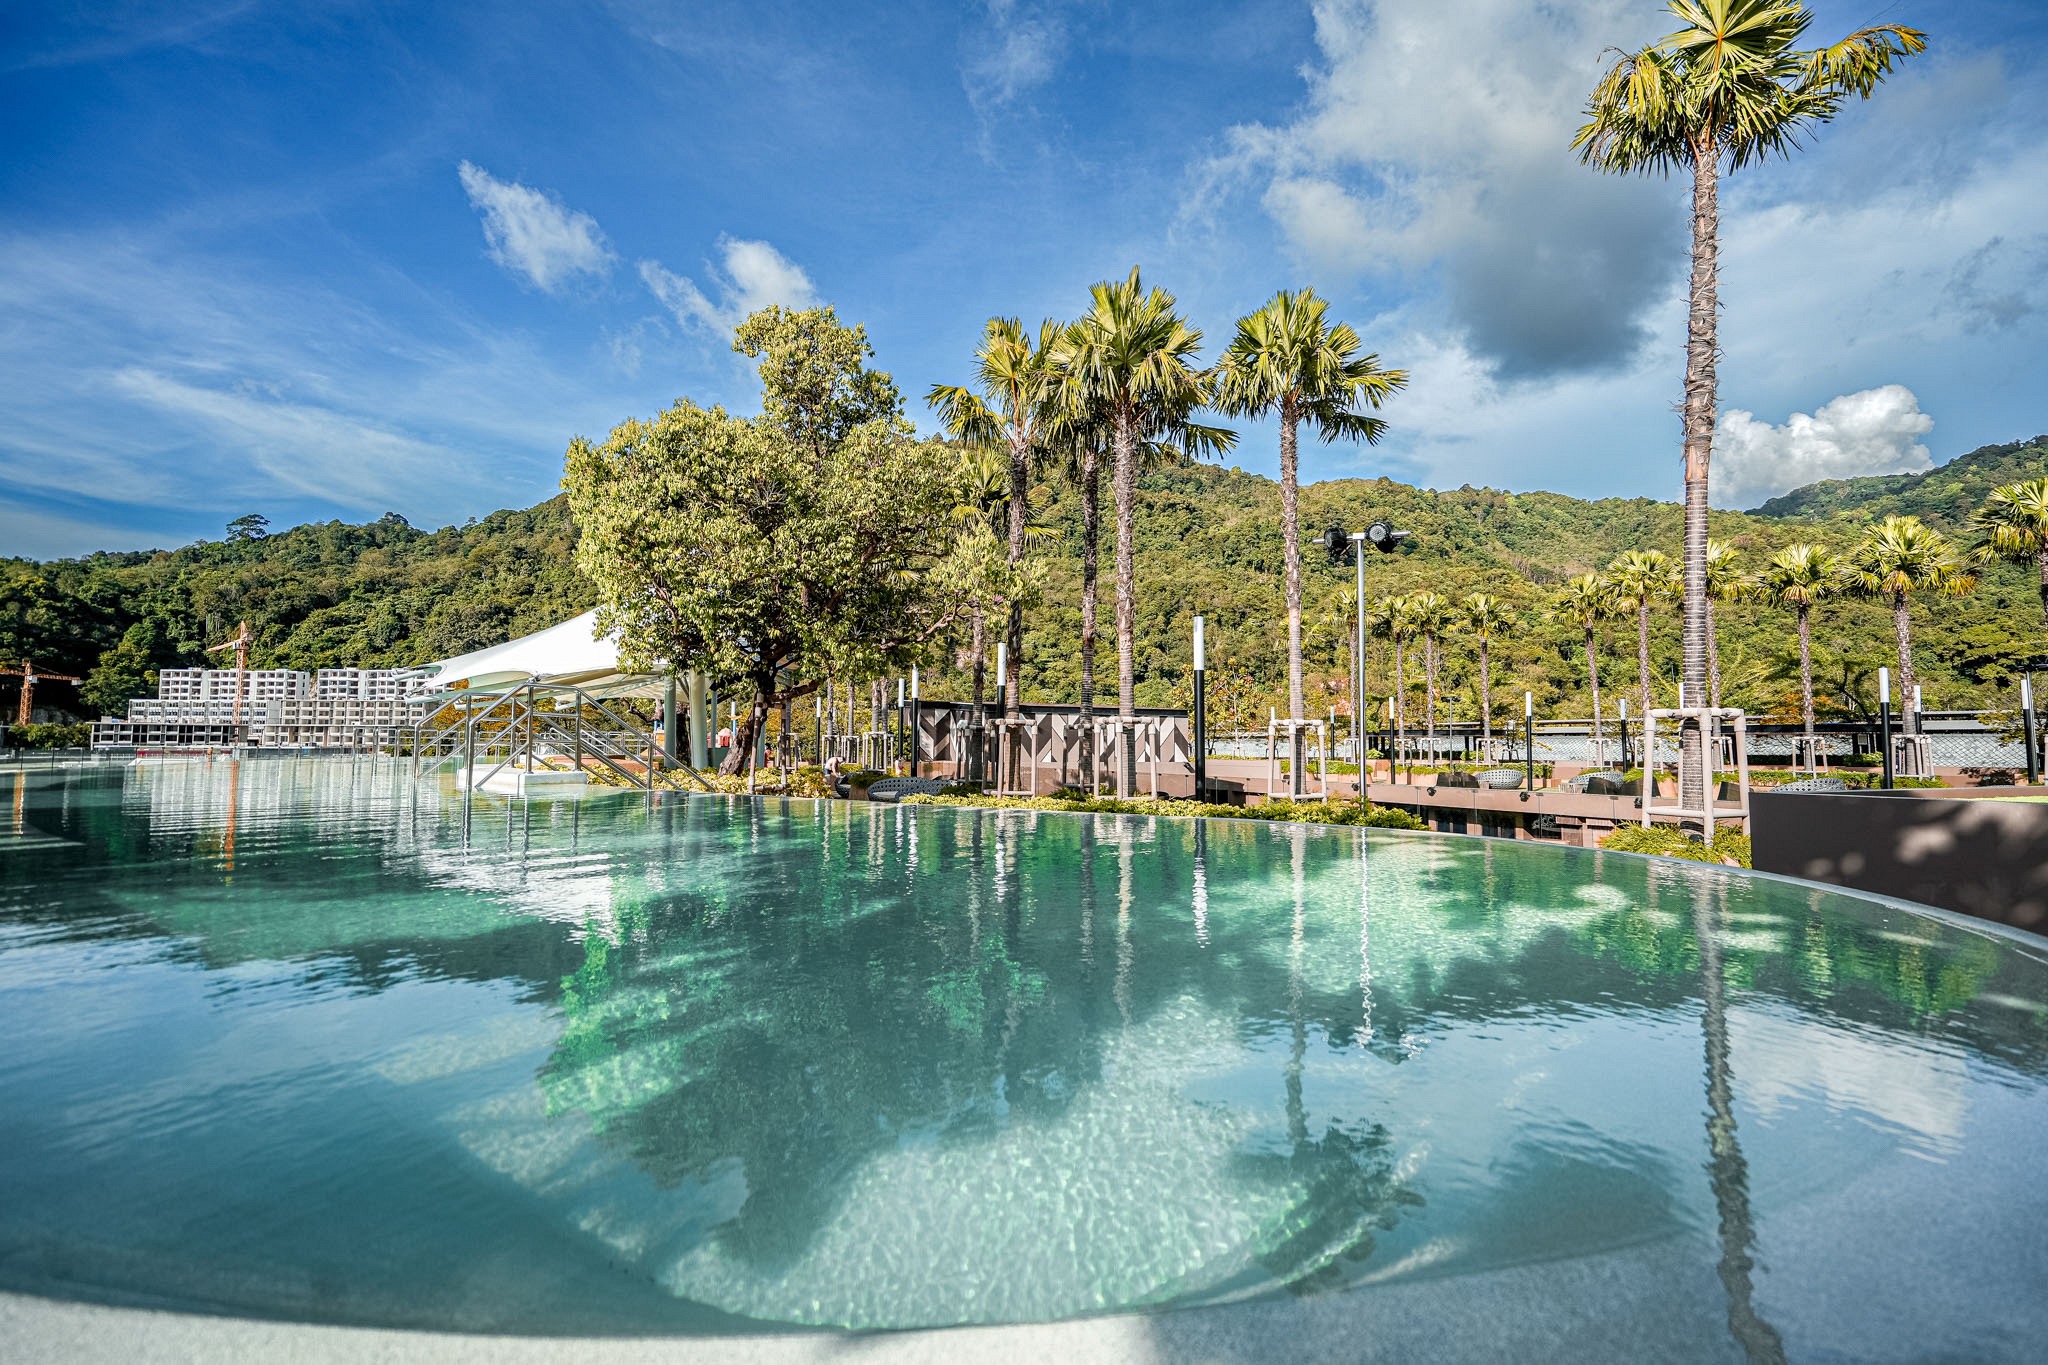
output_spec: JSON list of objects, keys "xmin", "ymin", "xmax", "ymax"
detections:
[{"xmin": 1752, "ymin": 790, "xmax": 2048, "ymax": 936}]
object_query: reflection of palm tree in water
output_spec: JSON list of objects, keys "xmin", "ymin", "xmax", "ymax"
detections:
[
  {"xmin": 1190, "ymin": 820, "xmax": 1209, "ymax": 946},
  {"xmin": 1692, "ymin": 873, "xmax": 1787, "ymax": 1364},
  {"xmin": 1254, "ymin": 825, "xmax": 1407, "ymax": 1291}
]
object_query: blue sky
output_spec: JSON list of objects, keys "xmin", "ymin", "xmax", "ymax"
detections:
[{"xmin": 4, "ymin": 0, "xmax": 2045, "ymax": 557}]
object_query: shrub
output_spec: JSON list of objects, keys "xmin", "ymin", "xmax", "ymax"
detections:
[
  {"xmin": 1600, "ymin": 822, "xmax": 1753, "ymax": 868},
  {"xmin": 901, "ymin": 791, "xmax": 1424, "ymax": 831},
  {"xmin": 9, "ymin": 722, "xmax": 91, "ymax": 749}
]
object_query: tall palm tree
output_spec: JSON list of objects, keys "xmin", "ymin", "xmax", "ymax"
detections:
[
  {"xmin": 1609, "ymin": 549, "xmax": 1678, "ymax": 725},
  {"xmin": 1548, "ymin": 575, "xmax": 1622, "ymax": 759},
  {"xmin": 1702, "ymin": 538, "xmax": 1746, "ymax": 709},
  {"xmin": 1577, "ymin": 1, "xmax": 1925, "ymax": 810},
  {"xmin": 1457, "ymin": 594, "xmax": 1516, "ymax": 752},
  {"xmin": 1369, "ymin": 595, "xmax": 1420, "ymax": 771},
  {"xmin": 1969, "ymin": 477, "xmax": 2048, "ymax": 651},
  {"xmin": 1407, "ymin": 591, "xmax": 1455, "ymax": 764},
  {"xmin": 1215, "ymin": 290, "xmax": 1407, "ymax": 795},
  {"xmin": 949, "ymin": 445, "xmax": 1012, "ymax": 778},
  {"xmin": 1057, "ymin": 268, "xmax": 1235, "ymax": 794},
  {"xmin": 1758, "ymin": 543, "xmax": 1844, "ymax": 752},
  {"xmin": 928, "ymin": 318, "xmax": 1064, "ymax": 784},
  {"xmin": 1040, "ymin": 402, "xmax": 1182, "ymax": 790},
  {"xmin": 1850, "ymin": 515, "xmax": 1975, "ymax": 735}
]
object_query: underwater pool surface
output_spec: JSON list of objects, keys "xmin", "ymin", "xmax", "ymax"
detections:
[{"xmin": 3, "ymin": 760, "xmax": 2048, "ymax": 1358}]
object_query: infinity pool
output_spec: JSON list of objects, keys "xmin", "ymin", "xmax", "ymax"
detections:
[{"xmin": 3, "ymin": 760, "xmax": 2047, "ymax": 1358}]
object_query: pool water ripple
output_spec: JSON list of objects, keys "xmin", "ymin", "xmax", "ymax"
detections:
[{"xmin": 2, "ymin": 759, "xmax": 2047, "ymax": 1355}]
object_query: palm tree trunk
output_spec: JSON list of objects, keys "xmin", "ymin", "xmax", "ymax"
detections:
[
  {"xmin": 1479, "ymin": 639, "xmax": 1493, "ymax": 751},
  {"xmin": 1586, "ymin": 629, "xmax": 1603, "ymax": 760},
  {"xmin": 1113, "ymin": 406, "xmax": 1140, "ymax": 796},
  {"xmin": 1393, "ymin": 640, "xmax": 1406, "ymax": 774},
  {"xmin": 1893, "ymin": 591, "xmax": 1918, "ymax": 737},
  {"xmin": 1678, "ymin": 137, "xmax": 1722, "ymax": 827},
  {"xmin": 970, "ymin": 608, "xmax": 987, "ymax": 783},
  {"xmin": 1424, "ymin": 633, "xmax": 1438, "ymax": 763},
  {"xmin": 1637, "ymin": 604, "xmax": 1654, "ymax": 727},
  {"xmin": 2036, "ymin": 549, "xmax": 2048, "ymax": 643},
  {"xmin": 1280, "ymin": 400, "xmax": 1306, "ymax": 796},
  {"xmin": 1079, "ymin": 444, "xmax": 1100, "ymax": 790},
  {"xmin": 1797, "ymin": 605, "xmax": 1816, "ymax": 744},
  {"xmin": 1707, "ymin": 599, "xmax": 1722, "ymax": 710},
  {"xmin": 1005, "ymin": 430, "xmax": 1029, "ymax": 789}
]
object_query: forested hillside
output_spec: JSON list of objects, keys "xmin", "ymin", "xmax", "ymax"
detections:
[{"xmin": 6, "ymin": 435, "xmax": 2045, "ymax": 727}]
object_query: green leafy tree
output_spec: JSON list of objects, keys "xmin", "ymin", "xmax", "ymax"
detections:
[
  {"xmin": 927, "ymin": 317, "xmax": 1065, "ymax": 761},
  {"xmin": 1759, "ymin": 543, "xmax": 1846, "ymax": 744},
  {"xmin": 81, "ymin": 620, "xmax": 168, "ymax": 714},
  {"xmin": 565, "ymin": 307, "xmax": 1010, "ymax": 774},
  {"xmin": 1577, "ymin": 0, "xmax": 1925, "ymax": 805},
  {"xmin": 1608, "ymin": 549, "xmax": 1679, "ymax": 723},
  {"xmin": 225, "ymin": 513, "xmax": 270, "ymax": 542},
  {"xmin": 1056, "ymin": 268, "xmax": 1234, "ymax": 793},
  {"xmin": 1215, "ymin": 290, "xmax": 1406, "ymax": 792},
  {"xmin": 1457, "ymin": 593, "xmax": 1517, "ymax": 749},
  {"xmin": 1547, "ymin": 575, "xmax": 1623, "ymax": 756},
  {"xmin": 1968, "ymin": 477, "xmax": 2048, "ymax": 658},
  {"xmin": 1849, "ymin": 515, "xmax": 1975, "ymax": 734}
]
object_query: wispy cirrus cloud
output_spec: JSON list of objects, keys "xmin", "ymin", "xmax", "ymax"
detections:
[
  {"xmin": 457, "ymin": 160, "xmax": 614, "ymax": 293},
  {"xmin": 639, "ymin": 236, "xmax": 817, "ymax": 333}
]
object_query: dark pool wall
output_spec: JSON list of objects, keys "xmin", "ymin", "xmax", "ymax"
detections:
[{"xmin": 1753, "ymin": 790, "xmax": 2048, "ymax": 933}]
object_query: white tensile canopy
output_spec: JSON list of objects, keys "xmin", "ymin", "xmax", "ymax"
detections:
[{"xmin": 411, "ymin": 609, "xmax": 665, "ymax": 700}]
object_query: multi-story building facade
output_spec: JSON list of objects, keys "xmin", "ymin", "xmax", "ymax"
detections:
[{"xmin": 94, "ymin": 668, "xmax": 421, "ymax": 749}]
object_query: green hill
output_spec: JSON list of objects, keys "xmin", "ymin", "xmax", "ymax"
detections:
[
  {"xmin": 6, "ymin": 437, "xmax": 2046, "ymax": 730},
  {"xmin": 1752, "ymin": 434, "xmax": 2048, "ymax": 528}
]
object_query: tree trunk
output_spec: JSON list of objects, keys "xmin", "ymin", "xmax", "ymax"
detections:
[
  {"xmin": 1079, "ymin": 443, "xmax": 1101, "ymax": 791},
  {"xmin": 1893, "ymin": 591, "xmax": 1918, "ymax": 736},
  {"xmin": 1479, "ymin": 639, "xmax": 1493, "ymax": 751},
  {"xmin": 1005, "ymin": 429, "xmax": 1029, "ymax": 788},
  {"xmin": 2037, "ymin": 549, "xmax": 2048, "ymax": 644},
  {"xmin": 970, "ymin": 608, "xmax": 987, "ymax": 783},
  {"xmin": 1280, "ymin": 398, "xmax": 1306, "ymax": 796},
  {"xmin": 1637, "ymin": 604, "xmax": 1654, "ymax": 727},
  {"xmin": 1424, "ymin": 632, "xmax": 1438, "ymax": 763},
  {"xmin": 720, "ymin": 680, "xmax": 771, "ymax": 778},
  {"xmin": 1678, "ymin": 136, "xmax": 1722, "ymax": 827},
  {"xmin": 1586, "ymin": 629, "xmax": 1604, "ymax": 760},
  {"xmin": 1113, "ymin": 404, "xmax": 1140, "ymax": 796},
  {"xmin": 1797, "ymin": 605, "xmax": 1815, "ymax": 744},
  {"xmin": 1707, "ymin": 599, "xmax": 1722, "ymax": 710},
  {"xmin": 1392, "ymin": 640, "xmax": 1406, "ymax": 773}
]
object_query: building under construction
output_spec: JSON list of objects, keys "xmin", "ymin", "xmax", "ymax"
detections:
[{"xmin": 92, "ymin": 668, "xmax": 421, "ymax": 749}]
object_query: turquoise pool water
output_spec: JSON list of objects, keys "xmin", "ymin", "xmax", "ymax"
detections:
[{"xmin": 3, "ymin": 759, "xmax": 2047, "ymax": 1355}]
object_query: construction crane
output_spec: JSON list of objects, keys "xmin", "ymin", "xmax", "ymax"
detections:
[
  {"xmin": 3, "ymin": 659, "xmax": 84, "ymax": 728},
  {"xmin": 208, "ymin": 620, "xmax": 255, "ymax": 731}
]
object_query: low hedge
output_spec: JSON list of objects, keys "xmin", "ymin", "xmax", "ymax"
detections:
[
  {"xmin": 1600, "ymin": 822, "xmax": 1753, "ymax": 868},
  {"xmin": 901, "ymin": 791, "xmax": 1424, "ymax": 830}
]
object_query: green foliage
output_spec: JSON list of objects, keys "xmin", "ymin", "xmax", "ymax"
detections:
[
  {"xmin": 1760, "ymin": 436, "xmax": 2048, "ymax": 526},
  {"xmin": 9, "ymin": 721, "xmax": 91, "ymax": 749},
  {"xmin": 1601, "ymin": 822, "xmax": 1753, "ymax": 869},
  {"xmin": 903, "ymin": 790, "xmax": 1424, "ymax": 830}
]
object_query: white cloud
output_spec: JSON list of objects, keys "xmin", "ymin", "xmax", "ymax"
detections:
[
  {"xmin": 639, "ymin": 236, "xmax": 817, "ymax": 333},
  {"xmin": 964, "ymin": 0, "xmax": 1064, "ymax": 115},
  {"xmin": 1193, "ymin": 0, "xmax": 1676, "ymax": 378},
  {"xmin": 457, "ymin": 160, "xmax": 613, "ymax": 293},
  {"xmin": 1715, "ymin": 386, "xmax": 1935, "ymax": 509}
]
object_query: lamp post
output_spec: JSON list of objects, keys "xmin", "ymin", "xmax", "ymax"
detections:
[
  {"xmin": 2022, "ymin": 673, "xmax": 2038, "ymax": 786},
  {"xmin": 1192, "ymin": 616, "xmax": 1207, "ymax": 804},
  {"xmin": 1878, "ymin": 666, "xmax": 1894, "ymax": 791},
  {"xmin": 1524, "ymin": 691, "xmax": 1535, "ymax": 792}
]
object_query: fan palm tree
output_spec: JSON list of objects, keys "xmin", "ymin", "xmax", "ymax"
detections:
[
  {"xmin": 1758, "ymin": 543, "xmax": 1845, "ymax": 751},
  {"xmin": 928, "ymin": 318, "xmax": 1064, "ymax": 782},
  {"xmin": 1702, "ymin": 538, "xmax": 1746, "ymax": 709},
  {"xmin": 1969, "ymin": 477, "xmax": 2048, "ymax": 651},
  {"xmin": 948, "ymin": 445, "xmax": 1013, "ymax": 772},
  {"xmin": 1407, "ymin": 591, "xmax": 1455, "ymax": 763},
  {"xmin": 1850, "ymin": 515, "xmax": 1975, "ymax": 735},
  {"xmin": 1548, "ymin": 575, "xmax": 1622, "ymax": 759},
  {"xmin": 1609, "ymin": 549, "xmax": 1679, "ymax": 725},
  {"xmin": 1457, "ymin": 594, "xmax": 1517, "ymax": 752},
  {"xmin": 1057, "ymin": 268, "xmax": 1235, "ymax": 794},
  {"xmin": 1215, "ymin": 290, "xmax": 1407, "ymax": 794},
  {"xmin": 1577, "ymin": 0, "xmax": 1925, "ymax": 806},
  {"xmin": 1040, "ymin": 401, "xmax": 1183, "ymax": 790},
  {"xmin": 1369, "ymin": 595, "xmax": 1420, "ymax": 771}
]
